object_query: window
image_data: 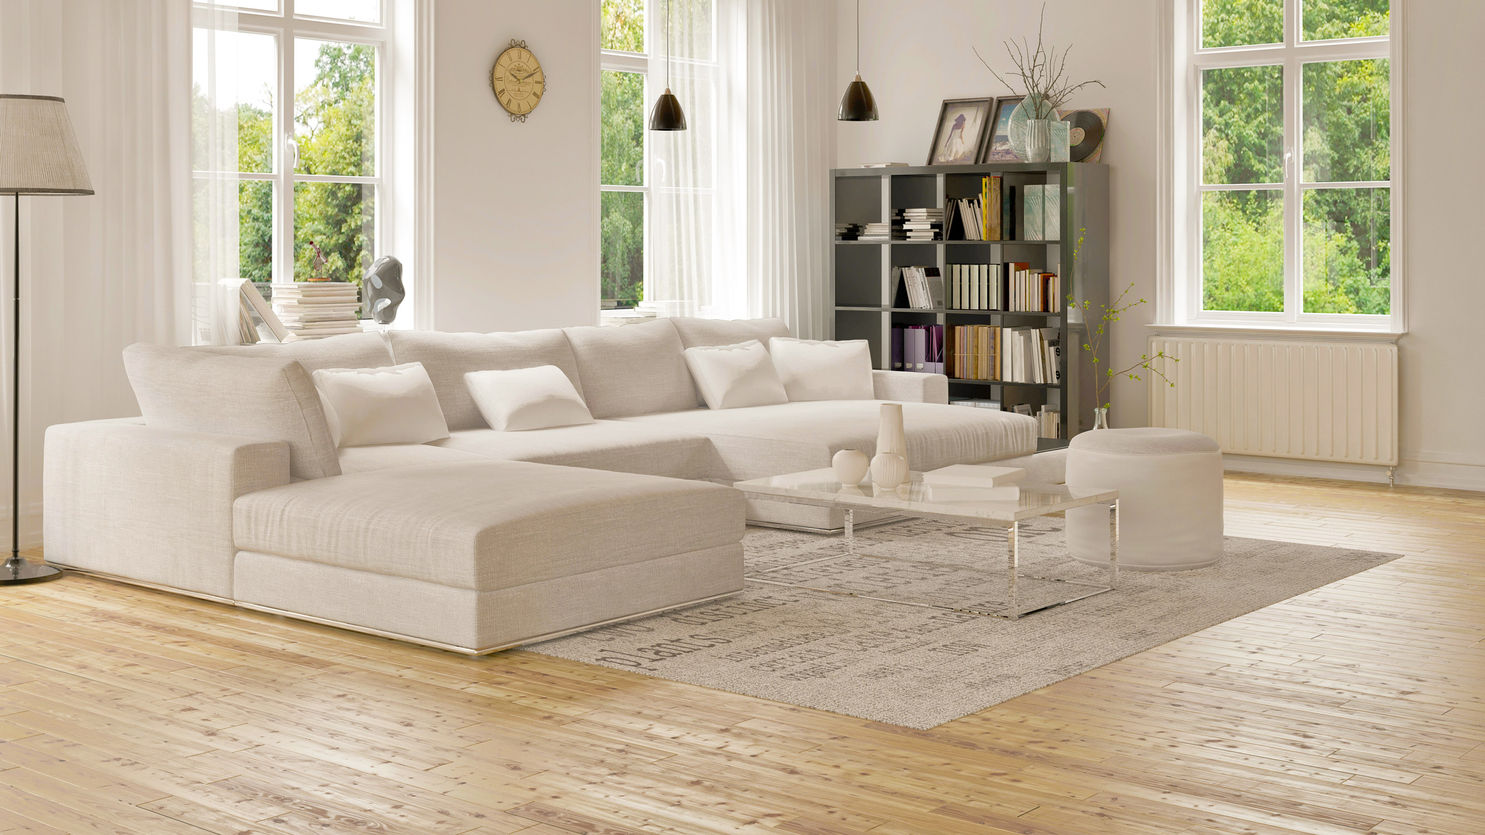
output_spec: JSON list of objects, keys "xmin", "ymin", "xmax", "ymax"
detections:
[
  {"xmin": 599, "ymin": 0, "xmax": 720, "ymax": 314},
  {"xmin": 192, "ymin": 0, "xmax": 390, "ymax": 326},
  {"xmin": 1177, "ymin": 0, "xmax": 1395, "ymax": 328}
]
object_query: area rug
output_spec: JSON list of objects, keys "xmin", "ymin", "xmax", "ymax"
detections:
[{"xmin": 529, "ymin": 517, "xmax": 1399, "ymax": 729}]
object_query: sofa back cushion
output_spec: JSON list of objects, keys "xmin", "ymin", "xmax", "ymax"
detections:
[
  {"xmin": 199, "ymin": 331, "xmax": 394, "ymax": 374},
  {"xmin": 122, "ymin": 343, "xmax": 341, "ymax": 481},
  {"xmin": 562, "ymin": 318, "xmax": 695, "ymax": 418},
  {"xmin": 670, "ymin": 317, "xmax": 791, "ymax": 349},
  {"xmin": 386, "ymin": 329, "xmax": 584, "ymax": 431}
]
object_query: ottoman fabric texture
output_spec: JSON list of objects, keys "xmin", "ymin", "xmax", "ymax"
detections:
[{"xmin": 1065, "ymin": 428, "xmax": 1224, "ymax": 571}]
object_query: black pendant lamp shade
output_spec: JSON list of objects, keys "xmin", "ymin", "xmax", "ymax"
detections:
[
  {"xmin": 649, "ymin": 87, "xmax": 687, "ymax": 131},
  {"xmin": 838, "ymin": 0, "xmax": 878, "ymax": 122},
  {"xmin": 838, "ymin": 74, "xmax": 878, "ymax": 121},
  {"xmin": 649, "ymin": 0, "xmax": 687, "ymax": 131}
]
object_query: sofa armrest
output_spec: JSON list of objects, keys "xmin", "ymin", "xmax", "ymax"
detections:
[
  {"xmin": 44, "ymin": 420, "xmax": 291, "ymax": 598},
  {"xmin": 872, "ymin": 370, "xmax": 949, "ymax": 404}
]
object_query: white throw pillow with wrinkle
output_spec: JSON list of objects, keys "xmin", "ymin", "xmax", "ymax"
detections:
[
  {"xmin": 682, "ymin": 340, "xmax": 789, "ymax": 410},
  {"xmin": 767, "ymin": 336, "xmax": 876, "ymax": 401},
  {"xmin": 464, "ymin": 365, "xmax": 595, "ymax": 431},
  {"xmin": 312, "ymin": 362, "xmax": 450, "ymax": 448}
]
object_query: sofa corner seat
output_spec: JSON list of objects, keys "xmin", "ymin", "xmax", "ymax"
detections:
[{"xmin": 231, "ymin": 460, "xmax": 745, "ymax": 653}]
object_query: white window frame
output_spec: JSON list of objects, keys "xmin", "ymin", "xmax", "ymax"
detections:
[
  {"xmin": 598, "ymin": 0, "xmax": 720, "ymax": 314},
  {"xmin": 1171, "ymin": 0, "xmax": 1402, "ymax": 332},
  {"xmin": 191, "ymin": 0, "xmax": 392, "ymax": 298}
]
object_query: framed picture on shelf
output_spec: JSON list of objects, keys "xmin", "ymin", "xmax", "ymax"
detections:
[
  {"xmin": 926, "ymin": 97, "xmax": 995, "ymax": 166},
  {"xmin": 981, "ymin": 95, "xmax": 1024, "ymax": 162}
]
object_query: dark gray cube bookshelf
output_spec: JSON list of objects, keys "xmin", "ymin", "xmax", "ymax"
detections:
[{"xmin": 830, "ymin": 162, "xmax": 1109, "ymax": 440}]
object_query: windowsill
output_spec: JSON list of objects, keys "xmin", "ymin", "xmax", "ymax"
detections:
[{"xmin": 1147, "ymin": 321, "xmax": 1403, "ymax": 342}]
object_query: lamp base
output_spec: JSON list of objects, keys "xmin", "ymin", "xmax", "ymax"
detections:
[{"xmin": 0, "ymin": 558, "xmax": 62, "ymax": 585}]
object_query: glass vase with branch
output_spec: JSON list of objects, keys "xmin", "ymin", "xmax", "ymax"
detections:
[
  {"xmin": 973, "ymin": 4, "xmax": 1104, "ymax": 160},
  {"xmin": 1073, "ymin": 281, "xmax": 1177, "ymax": 429}
]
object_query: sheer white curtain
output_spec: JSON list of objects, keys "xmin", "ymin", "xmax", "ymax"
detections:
[
  {"xmin": 0, "ymin": 0, "xmax": 191, "ymax": 546},
  {"xmin": 647, "ymin": 0, "xmax": 835, "ymax": 338}
]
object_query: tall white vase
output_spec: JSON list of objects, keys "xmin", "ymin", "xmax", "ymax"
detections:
[{"xmin": 873, "ymin": 402, "xmax": 908, "ymax": 478}]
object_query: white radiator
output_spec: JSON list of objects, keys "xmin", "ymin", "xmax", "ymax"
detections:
[{"xmin": 1147, "ymin": 336, "xmax": 1398, "ymax": 467}]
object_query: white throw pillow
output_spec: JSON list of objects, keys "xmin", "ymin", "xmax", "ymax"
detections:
[
  {"xmin": 312, "ymin": 362, "xmax": 450, "ymax": 448},
  {"xmin": 464, "ymin": 365, "xmax": 595, "ymax": 431},
  {"xmin": 767, "ymin": 337, "xmax": 876, "ymax": 401},
  {"xmin": 682, "ymin": 340, "xmax": 789, "ymax": 410}
]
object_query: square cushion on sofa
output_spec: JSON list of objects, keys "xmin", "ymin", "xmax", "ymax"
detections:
[
  {"xmin": 682, "ymin": 340, "xmax": 789, "ymax": 410},
  {"xmin": 619, "ymin": 400, "xmax": 1037, "ymax": 482},
  {"xmin": 562, "ymin": 318, "xmax": 696, "ymax": 419},
  {"xmin": 200, "ymin": 331, "xmax": 394, "ymax": 374},
  {"xmin": 768, "ymin": 337, "xmax": 876, "ymax": 401},
  {"xmin": 232, "ymin": 459, "xmax": 743, "ymax": 591},
  {"xmin": 387, "ymin": 329, "xmax": 584, "ymax": 431},
  {"xmin": 670, "ymin": 316, "xmax": 790, "ymax": 350},
  {"xmin": 312, "ymin": 362, "xmax": 450, "ymax": 447},
  {"xmin": 123, "ymin": 343, "xmax": 340, "ymax": 481}
]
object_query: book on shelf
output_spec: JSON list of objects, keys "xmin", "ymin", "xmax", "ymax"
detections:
[
  {"xmin": 895, "ymin": 266, "xmax": 943, "ymax": 310},
  {"xmin": 889, "ymin": 324, "xmax": 944, "ymax": 374},
  {"xmin": 950, "ymin": 397, "xmax": 1002, "ymax": 410},
  {"xmin": 859, "ymin": 162, "xmax": 909, "ymax": 168},
  {"xmin": 1037, "ymin": 405, "xmax": 1062, "ymax": 439}
]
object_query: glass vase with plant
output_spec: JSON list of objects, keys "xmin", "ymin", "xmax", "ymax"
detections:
[{"xmin": 1073, "ymin": 282, "xmax": 1177, "ymax": 429}]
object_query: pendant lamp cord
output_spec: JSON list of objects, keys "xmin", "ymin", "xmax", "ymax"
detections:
[
  {"xmin": 666, "ymin": 0, "xmax": 672, "ymax": 89},
  {"xmin": 855, "ymin": 0, "xmax": 861, "ymax": 73}
]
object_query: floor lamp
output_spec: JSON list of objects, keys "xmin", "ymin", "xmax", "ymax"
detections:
[{"xmin": 0, "ymin": 95, "xmax": 92, "ymax": 585}]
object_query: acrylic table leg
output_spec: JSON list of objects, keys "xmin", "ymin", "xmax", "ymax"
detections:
[
  {"xmin": 1006, "ymin": 521, "xmax": 1020, "ymax": 619},
  {"xmin": 1109, "ymin": 498, "xmax": 1120, "ymax": 587},
  {"xmin": 843, "ymin": 509, "xmax": 855, "ymax": 556}
]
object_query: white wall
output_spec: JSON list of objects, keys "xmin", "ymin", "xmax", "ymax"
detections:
[
  {"xmin": 833, "ymin": 0, "xmax": 1161, "ymax": 426},
  {"xmin": 431, "ymin": 0, "xmax": 599, "ymax": 333},
  {"xmin": 1395, "ymin": 0, "xmax": 1485, "ymax": 489},
  {"xmin": 834, "ymin": 0, "xmax": 1485, "ymax": 490}
]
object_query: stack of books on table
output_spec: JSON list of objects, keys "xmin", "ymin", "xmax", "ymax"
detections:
[
  {"xmin": 271, "ymin": 281, "xmax": 361, "ymax": 339},
  {"xmin": 900, "ymin": 207, "xmax": 943, "ymax": 241},
  {"xmin": 858, "ymin": 222, "xmax": 893, "ymax": 241}
]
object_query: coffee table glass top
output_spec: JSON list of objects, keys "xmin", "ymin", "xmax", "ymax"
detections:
[{"xmin": 735, "ymin": 469, "xmax": 1117, "ymax": 523}]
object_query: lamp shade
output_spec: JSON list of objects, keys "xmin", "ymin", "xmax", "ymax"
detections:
[
  {"xmin": 838, "ymin": 74, "xmax": 878, "ymax": 122},
  {"xmin": 0, "ymin": 95, "xmax": 93, "ymax": 195},
  {"xmin": 649, "ymin": 88, "xmax": 687, "ymax": 131}
]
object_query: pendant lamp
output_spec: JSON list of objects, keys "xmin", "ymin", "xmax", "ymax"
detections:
[
  {"xmin": 839, "ymin": 0, "xmax": 878, "ymax": 121},
  {"xmin": 649, "ymin": 0, "xmax": 687, "ymax": 131}
]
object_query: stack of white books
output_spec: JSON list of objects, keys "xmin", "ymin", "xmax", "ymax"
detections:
[
  {"xmin": 900, "ymin": 207, "xmax": 943, "ymax": 241},
  {"xmin": 858, "ymin": 222, "xmax": 893, "ymax": 241},
  {"xmin": 270, "ymin": 282, "xmax": 361, "ymax": 339}
]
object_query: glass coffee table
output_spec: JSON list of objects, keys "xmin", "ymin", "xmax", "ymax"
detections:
[{"xmin": 736, "ymin": 469, "xmax": 1119, "ymax": 619}]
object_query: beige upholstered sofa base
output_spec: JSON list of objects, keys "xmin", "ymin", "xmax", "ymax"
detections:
[{"xmin": 232, "ymin": 544, "xmax": 744, "ymax": 655}]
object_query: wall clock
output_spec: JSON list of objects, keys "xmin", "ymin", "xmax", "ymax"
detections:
[{"xmin": 491, "ymin": 39, "xmax": 546, "ymax": 122}]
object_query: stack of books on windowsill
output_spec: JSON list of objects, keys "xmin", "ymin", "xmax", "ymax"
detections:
[{"xmin": 271, "ymin": 281, "xmax": 361, "ymax": 339}]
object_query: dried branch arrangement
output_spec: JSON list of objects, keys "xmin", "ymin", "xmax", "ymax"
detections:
[{"xmin": 974, "ymin": 4, "xmax": 1104, "ymax": 119}]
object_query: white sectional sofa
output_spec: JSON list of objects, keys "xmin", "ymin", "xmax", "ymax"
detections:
[{"xmin": 43, "ymin": 317, "xmax": 1036, "ymax": 654}]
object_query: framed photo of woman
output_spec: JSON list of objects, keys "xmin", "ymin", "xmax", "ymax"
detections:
[
  {"xmin": 926, "ymin": 97, "xmax": 995, "ymax": 166},
  {"xmin": 981, "ymin": 95, "xmax": 1024, "ymax": 162}
]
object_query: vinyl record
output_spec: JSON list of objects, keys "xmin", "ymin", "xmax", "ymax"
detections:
[{"xmin": 1062, "ymin": 109, "xmax": 1106, "ymax": 162}]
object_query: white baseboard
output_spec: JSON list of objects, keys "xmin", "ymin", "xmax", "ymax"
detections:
[{"xmin": 1223, "ymin": 453, "xmax": 1485, "ymax": 493}]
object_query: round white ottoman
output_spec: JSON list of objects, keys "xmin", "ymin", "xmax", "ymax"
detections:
[{"xmin": 1065, "ymin": 428, "xmax": 1224, "ymax": 571}]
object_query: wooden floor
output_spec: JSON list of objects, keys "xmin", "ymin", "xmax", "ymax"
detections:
[{"xmin": 0, "ymin": 473, "xmax": 1479, "ymax": 834}]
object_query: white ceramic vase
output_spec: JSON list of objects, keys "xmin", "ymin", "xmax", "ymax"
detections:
[
  {"xmin": 875, "ymin": 403, "xmax": 907, "ymax": 469},
  {"xmin": 831, "ymin": 449, "xmax": 870, "ymax": 485},
  {"xmin": 870, "ymin": 452, "xmax": 909, "ymax": 489}
]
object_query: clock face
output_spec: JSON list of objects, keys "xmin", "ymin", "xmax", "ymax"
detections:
[{"xmin": 491, "ymin": 45, "xmax": 545, "ymax": 117}]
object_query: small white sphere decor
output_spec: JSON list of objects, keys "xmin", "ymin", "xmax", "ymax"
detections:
[
  {"xmin": 870, "ymin": 452, "xmax": 908, "ymax": 489},
  {"xmin": 831, "ymin": 448, "xmax": 870, "ymax": 485}
]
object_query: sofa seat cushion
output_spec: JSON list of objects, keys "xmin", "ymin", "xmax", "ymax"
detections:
[
  {"xmin": 233, "ymin": 460, "xmax": 744, "ymax": 591},
  {"xmin": 386, "ymin": 329, "xmax": 585, "ymax": 431},
  {"xmin": 619, "ymin": 401, "xmax": 1037, "ymax": 481},
  {"xmin": 430, "ymin": 421, "xmax": 719, "ymax": 480},
  {"xmin": 337, "ymin": 443, "xmax": 484, "ymax": 474}
]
